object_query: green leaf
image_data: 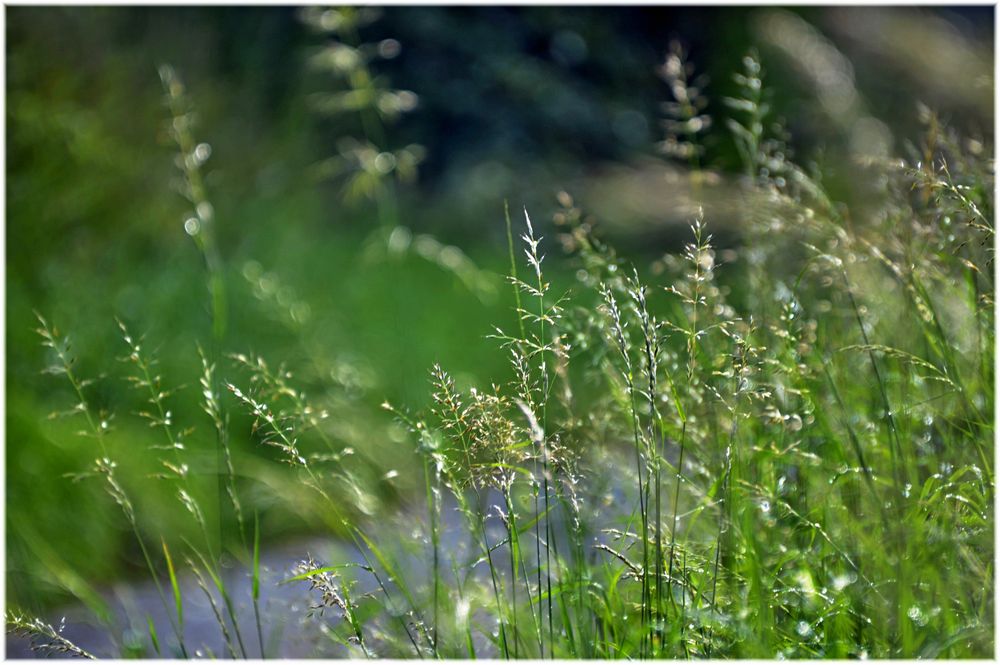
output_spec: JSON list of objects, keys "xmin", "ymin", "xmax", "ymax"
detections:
[
  {"xmin": 161, "ymin": 539, "xmax": 183, "ymax": 629},
  {"xmin": 146, "ymin": 615, "xmax": 161, "ymax": 656}
]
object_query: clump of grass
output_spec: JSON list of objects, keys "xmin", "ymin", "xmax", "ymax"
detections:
[
  {"xmin": 337, "ymin": 48, "xmax": 991, "ymax": 658},
  {"xmin": 292, "ymin": 557, "xmax": 372, "ymax": 658},
  {"xmin": 30, "ymin": 313, "xmax": 191, "ymax": 657}
]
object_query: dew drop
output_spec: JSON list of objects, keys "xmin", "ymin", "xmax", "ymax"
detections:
[
  {"xmin": 907, "ymin": 604, "xmax": 928, "ymax": 626},
  {"xmin": 832, "ymin": 571, "xmax": 857, "ymax": 591},
  {"xmin": 378, "ymin": 38, "xmax": 401, "ymax": 59},
  {"xmin": 194, "ymin": 142, "xmax": 212, "ymax": 163},
  {"xmin": 184, "ymin": 217, "xmax": 200, "ymax": 236},
  {"xmin": 374, "ymin": 152, "xmax": 397, "ymax": 174}
]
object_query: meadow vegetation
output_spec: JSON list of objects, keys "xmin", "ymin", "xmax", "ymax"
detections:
[{"xmin": 6, "ymin": 7, "xmax": 994, "ymax": 659}]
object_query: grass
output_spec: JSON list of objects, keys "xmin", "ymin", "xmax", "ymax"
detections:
[{"xmin": 7, "ymin": 27, "xmax": 994, "ymax": 662}]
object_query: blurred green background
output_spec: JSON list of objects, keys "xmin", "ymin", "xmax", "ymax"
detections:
[{"xmin": 6, "ymin": 6, "xmax": 993, "ymax": 614}]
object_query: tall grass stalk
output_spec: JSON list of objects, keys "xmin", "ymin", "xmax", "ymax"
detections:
[{"xmin": 34, "ymin": 314, "xmax": 190, "ymax": 658}]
